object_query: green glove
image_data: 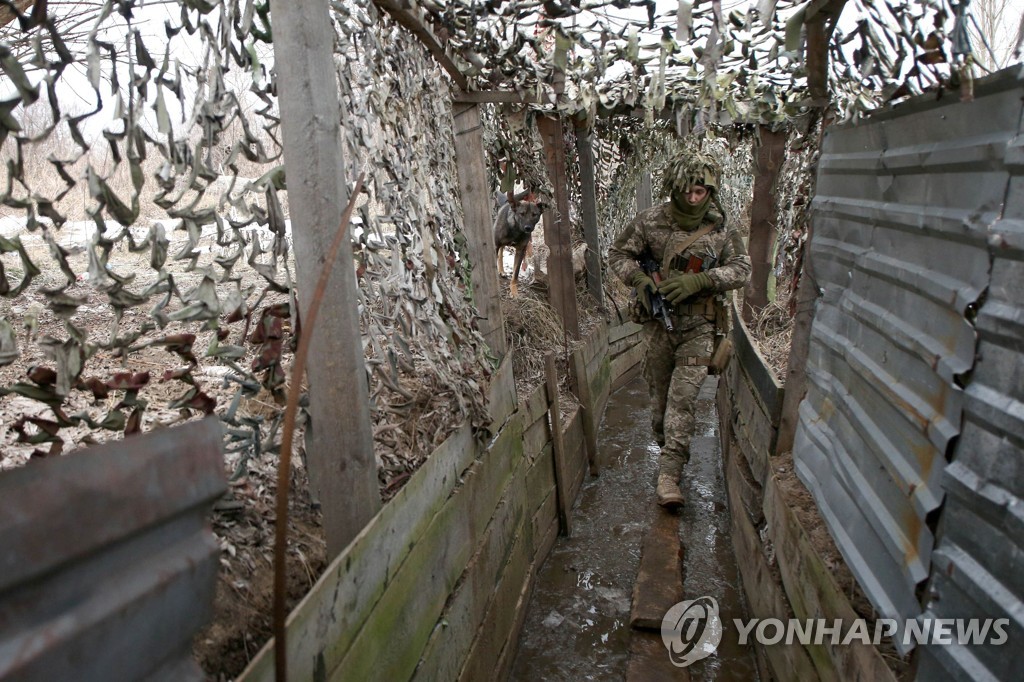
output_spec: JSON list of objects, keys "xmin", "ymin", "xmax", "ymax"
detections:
[
  {"xmin": 630, "ymin": 271, "xmax": 657, "ymax": 313},
  {"xmin": 658, "ymin": 271, "xmax": 713, "ymax": 305}
]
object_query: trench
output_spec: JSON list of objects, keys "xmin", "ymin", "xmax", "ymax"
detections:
[{"xmin": 509, "ymin": 375, "xmax": 760, "ymax": 680}]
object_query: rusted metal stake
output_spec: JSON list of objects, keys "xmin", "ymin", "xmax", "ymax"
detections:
[{"xmin": 273, "ymin": 172, "xmax": 365, "ymax": 682}]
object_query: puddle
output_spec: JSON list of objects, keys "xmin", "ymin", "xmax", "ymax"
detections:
[{"xmin": 509, "ymin": 376, "xmax": 759, "ymax": 681}]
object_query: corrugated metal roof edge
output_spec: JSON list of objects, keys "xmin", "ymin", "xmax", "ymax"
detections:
[{"xmin": 838, "ymin": 66, "xmax": 1024, "ymax": 129}]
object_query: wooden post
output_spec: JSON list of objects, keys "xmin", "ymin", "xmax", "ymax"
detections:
[
  {"xmin": 743, "ymin": 126, "xmax": 788, "ymax": 324},
  {"xmin": 775, "ymin": 239, "xmax": 820, "ymax": 454},
  {"xmin": 271, "ymin": 0, "xmax": 379, "ymax": 559},
  {"xmin": 573, "ymin": 120, "xmax": 604, "ymax": 306},
  {"xmin": 776, "ymin": 109, "xmax": 831, "ymax": 454},
  {"xmin": 538, "ymin": 115, "xmax": 580, "ymax": 338},
  {"xmin": 452, "ymin": 102, "xmax": 506, "ymax": 355},
  {"xmin": 545, "ymin": 353, "xmax": 572, "ymax": 536},
  {"xmin": 805, "ymin": 0, "xmax": 846, "ymax": 105},
  {"xmin": 570, "ymin": 349, "xmax": 600, "ymax": 477},
  {"xmin": 636, "ymin": 172, "xmax": 653, "ymax": 213}
]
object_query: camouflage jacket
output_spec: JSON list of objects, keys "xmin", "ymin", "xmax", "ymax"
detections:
[{"xmin": 609, "ymin": 203, "xmax": 752, "ymax": 327}]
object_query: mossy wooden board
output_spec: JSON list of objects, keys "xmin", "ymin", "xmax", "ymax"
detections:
[
  {"xmin": 457, "ymin": 523, "xmax": 532, "ymax": 682},
  {"xmin": 523, "ymin": 381, "xmax": 549, "ymax": 425},
  {"xmin": 411, "ymin": 449, "xmax": 530, "ymax": 682},
  {"xmin": 523, "ymin": 410, "xmax": 552, "ymax": 461},
  {"xmin": 764, "ymin": 476, "xmax": 896, "ymax": 682},
  {"xmin": 610, "ymin": 343, "xmax": 645, "ymax": 389},
  {"xmin": 489, "ymin": 355, "xmax": 518, "ymax": 428},
  {"xmin": 238, "ymin": 421, "xmax": 478, "ymax": 681},
  {"xmin": 725, "ymin": 445, "xmax": 818, "ymax": 682},
  {"xmin": 333, "ymin": 418, "xmax": 523, "ymax": 681},
  {"xmin": 609, "ymin": 321, "xmax": 642, "ymax": 344}
]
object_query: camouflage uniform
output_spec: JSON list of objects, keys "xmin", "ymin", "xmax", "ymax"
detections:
[{"xmin": 609, "ymin": 202, "xmax": 751, "ymax": 481}]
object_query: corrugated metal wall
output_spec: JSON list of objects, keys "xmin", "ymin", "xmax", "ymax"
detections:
[
  {"xmin": 793, "ymin": 69, "xmax": 1024, "ymax": 659},
  {"xmin": 916, "ymin": 71, "xmax": 1024, "ymax": 679},
  {"xmin": 0, "ymin": 419, "xmax": 225, "ymax": 681}
]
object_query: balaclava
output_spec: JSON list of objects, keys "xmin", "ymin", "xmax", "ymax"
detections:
[{"xmin": 662, "ymin": 152, "xmax": 724, "ymax": 231}]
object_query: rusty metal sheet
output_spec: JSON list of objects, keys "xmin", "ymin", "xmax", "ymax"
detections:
[
  {"xmin": 0, "ymin": 418, "xmax": 226, "ymax": 681},
  {"xmin": 793, "ymin": 68, "xmax": 1024, "ymax": 657},
  {"xmin": 916, "ymin": 70, "xmax": 1024, "ymax": 680}
]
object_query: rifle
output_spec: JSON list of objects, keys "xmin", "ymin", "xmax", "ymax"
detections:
[
  {"xmin": 637, "ymin": 249, "xmax": 674, "ymax": 331},
  {"xmin": 683, "ymin": 247, "xmax": 718, "ymax": 275},
  {"xmin": 683, "ymin": 248, "xmax": 733, "ymax": 374}
]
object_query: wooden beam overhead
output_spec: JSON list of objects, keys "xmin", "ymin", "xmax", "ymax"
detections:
[
  {"xmin": 452, "ymin": 89, "xmax": 549, "ymax": 105},
  {"xmin": 375, "ymin": 0, "xmax": 470, "ymax": 91}
]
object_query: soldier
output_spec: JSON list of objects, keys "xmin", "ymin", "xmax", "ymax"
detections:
[{"xmin": 609, "ymin": 152, "xmax": 751, "ymax": 510}]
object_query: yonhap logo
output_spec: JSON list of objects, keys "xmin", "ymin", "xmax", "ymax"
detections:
[{"xmin": 661, "ymin": 596, "xmax": 723, "ymax": 667}]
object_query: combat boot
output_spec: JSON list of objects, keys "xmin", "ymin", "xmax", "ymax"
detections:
[{"xmin": 656, "ymin": 473, "xmax": 684, "ymax": 510}]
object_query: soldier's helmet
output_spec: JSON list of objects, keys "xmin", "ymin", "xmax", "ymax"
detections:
[{"xmin": 661, "ymin": 151, "xmax": 722, "ymax": 195}]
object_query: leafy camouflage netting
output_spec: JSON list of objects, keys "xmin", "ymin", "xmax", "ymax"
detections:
[
  {"xmin": 0, "ymin": 0, "xmax": 996, "ymax": 468},
  {"xmin": 0, "ymin": 0, "xmax": 491, "ymax": 478},
  {"xmin": 773, "ymin": 116, "xmax": 824, "ymax": 296},
  {"xmin": 380, "ymin": 0, "xmax": 974, "ymax": 123}
]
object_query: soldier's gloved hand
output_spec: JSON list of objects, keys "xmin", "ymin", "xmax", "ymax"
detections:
[
  {"xmin": 658, "ymin": 271, "xmax": 713, "ymax": 305},
  {"xmin": 630, "ymin": 271, "xmax": 657, "ymax": 313}
]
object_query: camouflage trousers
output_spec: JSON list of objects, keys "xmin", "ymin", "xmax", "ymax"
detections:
[{"xmin": 642, "ymin": 321, "xmax": 713, "ymax": 480}]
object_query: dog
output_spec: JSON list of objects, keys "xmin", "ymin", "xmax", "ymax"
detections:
[{"xmin": 494, "ymin": 190, "xmax": 543, "ymax": 297}]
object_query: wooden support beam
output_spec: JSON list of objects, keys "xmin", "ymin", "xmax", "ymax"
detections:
[
  {"xmin": 570, "ymin": 349, "xmax": 599, "ymax": 477},
  {"xmin": 545, "ymin": 353, "xmax": 572, "ymax": 537},
  {"xmin": 573, "ymin": 120, "xmax": 604, "ymax": 306},
  {"xmin": 375, "ymin": 0, "xmax": 469, "ymax": 91},
  {"xmin": 743, "ymin": 126, "xmax": 788, "ymax": 324},
  {"xmin": 775, "ymin": 112, "xmax": 830, "ymax": 454},
  {"xmin": 805, "ymin": 0, "xmax": 846, "ymax": 105},
  {"xmin": 452, "ymin": 102, "xmax": 506, "ymax": 355},
  {"xmin": 636, "ymin": 172, "xmax": 653, "ymax": 213},
  {"xmin": 775, "ymin": 241, "xmax": 820, "ymax": 455},
  {"xmin": 537, "ymin": 115, "xmax": 580, "ymax": 338},
  {"xmin": 452, "ymin": 90, "xmax": 549, "ymax": 105},
  {"xmin": 270, "ymin": 0, "xmax": 380, "ymax": 558}
]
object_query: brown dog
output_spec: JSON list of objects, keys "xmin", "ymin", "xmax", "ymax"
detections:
[{"xmin": 494, "ymin": 190, "xmax": 543, "ymax": 297}]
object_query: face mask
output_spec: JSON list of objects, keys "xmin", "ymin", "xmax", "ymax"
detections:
[{"xmin": 670, "ymin": 188, "xmax": 711, "ymax": 230}]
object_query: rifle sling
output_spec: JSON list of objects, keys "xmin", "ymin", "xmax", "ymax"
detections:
[{"xmin": 662, "ymin": 222, "xmax": 715, "ymax": 269}]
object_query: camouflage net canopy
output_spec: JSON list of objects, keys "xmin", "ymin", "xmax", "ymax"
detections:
[
  {"xmin": 398, "ymin": 0, "xmax": 978, "ymax": 124},
  {"xmin": 0, "ymin": 0, "xmax": 994, "ymax": 469},
  {"xmin": 0, "ymin": 0, "xmax": 491, "ymax": 482}
]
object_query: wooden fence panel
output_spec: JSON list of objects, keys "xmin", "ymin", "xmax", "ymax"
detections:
[
  {"xmin": 488, "ymin": 356, "xmax": 518, "ymax": 428},
  {"xmin": 239, "ymin": 322, "xmax": 646, "ymax": 682},
  {"xmin": 764, "ymin": 471, "xmax": 897, "ymax": 682},
  {"xmin": 611, "ymin": 342, "xmax": 645, "ymax": 392},
  {"xmin": 336, "ymin": 419, "xmax": 524, "ymax": 681},
  {"xmin": 720, "ymin": 300, "xmax": 897, "ymax": 682},
  {"xmin": 412, "ymin": 437, "xmax": 530, "ymax": 682},
  {"xmin": 571, "ymin": 324, "xmax": 609, "ymax": 475},
  {"xmin": 724, "ymin": 444, "xmax": 818, "ymax": 681},
  {"xmin": 239, "ymin": 423, "xmax": 477, "ymax": 681}
]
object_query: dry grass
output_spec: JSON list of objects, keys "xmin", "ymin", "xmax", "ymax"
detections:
[
  {"xmin": 502, "ymin": 290, "xmax": 568, "ymax": 384},
  {"xmin": 748, "ymin": 296, "xmax": 793, "ymax": 381}
]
